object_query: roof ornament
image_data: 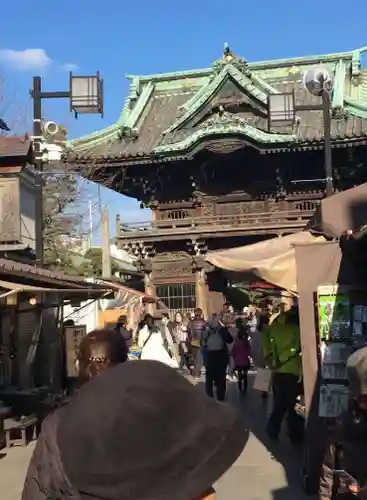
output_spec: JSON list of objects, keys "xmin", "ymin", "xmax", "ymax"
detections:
[{"xmin": 212, "ymin": 43, "xmax": 249, "ymax": 75}]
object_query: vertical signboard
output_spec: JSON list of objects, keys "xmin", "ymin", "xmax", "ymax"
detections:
[{"xmin": 64, "ymin": 325, "xmax": 86, "ymax": 377}]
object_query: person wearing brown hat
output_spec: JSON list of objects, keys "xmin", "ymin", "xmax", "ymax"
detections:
[
  {"xmin": 22, "ymin": 360, "xmax": 248, "ymax": 500},
  {"xmin": 319, "ymin": 347, "xmax": 367, "ymax": 500}
]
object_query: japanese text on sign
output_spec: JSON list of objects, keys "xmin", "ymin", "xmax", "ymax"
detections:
[{"xmin": 65, "ymin": 325, "xmax": 86, "ymax": 378}]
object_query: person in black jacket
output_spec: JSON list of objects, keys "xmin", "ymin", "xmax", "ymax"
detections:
[
  {"xmin": 202, "ymin": 316, "xmax": 233, "ymax": 401},
  {"xmin": 115, "ymin": 315, "xmax": 133, "ymax": 349},
  {"xmin": 188, "ymin": 308, "xmax": 208, "ymax": 380}
]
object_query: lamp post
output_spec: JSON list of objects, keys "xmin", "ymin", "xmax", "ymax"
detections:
[
  {"xmin": 268, "ymin": 67, "xmax": 334, "ymax": 198},
  {"xmin": 31, "ymin": 73, "xmax": 104, "ymax": 266}
]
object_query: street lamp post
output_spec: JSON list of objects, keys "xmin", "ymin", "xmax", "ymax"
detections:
[
  {"xmin": 320, "ymin": 84, "xmax": 333, "ymax": 198},
  {"xmin": 31, "ymin": 73, "xmax": 104, "ymax": 266},
  {"xmin": 268, "ymin": 67, "xmax": 334, "ymax": 197}
]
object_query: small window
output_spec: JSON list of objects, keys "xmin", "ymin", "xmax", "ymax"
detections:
[{"xmin": 156, "ymin": 283, "xmax": 196, "ymax": 316}]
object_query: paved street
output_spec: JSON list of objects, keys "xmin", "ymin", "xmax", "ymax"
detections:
[
  {"xmin": 216, "ymin": 379, "xmax": 309, "ymax": 500},
  {"xmin": 0, "ymin": 376, "xmax": 309, "ymax": 500},
  {"xmin": 0, "ymin": 442, "xmax": 35, "ymax": 500}
]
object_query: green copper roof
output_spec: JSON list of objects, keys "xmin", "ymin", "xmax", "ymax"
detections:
[
  {"xmin": 163, "ymin": 61, "xmax": 279, "ymax": 136},
  {"xmin": 67, "ymin": 46, "xmax": 367, "ymax": 156},
  {"xmin": 155, "ymin": 117, "xmax": 298, "ymax": 154},
  {"xmin": 331, "ymin": 60, "xmax": 346, "ymax": 109},
  {"xmin": 125, "ymin": 48, "xmax": 358, "ymax": 83}
]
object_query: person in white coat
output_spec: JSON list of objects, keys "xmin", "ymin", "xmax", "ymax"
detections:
[{"xmin": 137, "ymin": 314, "xmax": 178, "ymax": 369}]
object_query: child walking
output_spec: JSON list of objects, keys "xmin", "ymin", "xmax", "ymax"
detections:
[{"xmin": 232, "ymin": 318, "xmax": 251, "ymax": 395}]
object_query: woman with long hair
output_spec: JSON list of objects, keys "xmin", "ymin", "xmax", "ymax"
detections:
[
  {"xmin": 172, "ymin": 311, "xmax": 191, "ymax": 373},
  {"xmin": 137, "ymin": 314, "xmax": 178, "ymax": 369}
]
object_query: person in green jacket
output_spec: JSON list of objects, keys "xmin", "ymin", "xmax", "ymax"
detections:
[{"xmin": 261, "ymin": 305, "xmax": 303, "ymax": 444}]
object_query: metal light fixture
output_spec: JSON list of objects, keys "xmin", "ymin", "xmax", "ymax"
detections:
[
  {"xmin": 268, "ymin": 92, "xmax": 295, "ymax": 122},
  {"xmin": 70, "ymin": 72, "xmax": 104, "ymax": 117},
  {"xmin": 31, "ymin": 72, "xmax": 104, "ymax": 265},
  {"xmin": 303, "ymin": 67, "xmax": 334, "ymax": 97},
  {"xmin": 303, "ymin": 67, "xmax": 334, "ymax": 198},
  {"xmin": 267, "ymin": 67, "xmax": 334, "ymax": 198},
  {"xmin": 6, "ymin": 294, "xmax": 18, "ymax": 306}
]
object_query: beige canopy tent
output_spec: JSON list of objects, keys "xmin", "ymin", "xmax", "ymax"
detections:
[
  {"xmin": 206, "ymin": 231, "xmax": 325, "ymax": 293},
  {"xmin": 307, "ymin": 182, "xmax": 367, "ymax": 238},
  {"xmin": 207, "ymin": 183, "xmax": 367, "ymax": 293}
]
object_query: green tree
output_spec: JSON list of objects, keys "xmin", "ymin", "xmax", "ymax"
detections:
[
  {"xmin": 42, "ymin": 124, "xmax": 82, "ymax": 272},
  {"xmin": 79, "ymin": 247, "xmax": 121, "ymax": 277}
]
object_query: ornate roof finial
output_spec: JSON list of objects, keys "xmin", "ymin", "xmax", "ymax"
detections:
[
  {"xmin": 212, "ymin": 44, "xmax": 249, "ymax": 75},
  {"xmin": 223, "ymin": 42, "xmax": 235, "ymax": 63}
]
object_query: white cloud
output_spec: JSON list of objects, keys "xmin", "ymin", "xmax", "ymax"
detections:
[
  {"xmin": 0, "ymin": 48, "xmax": 52, "ymax": 71},
  {"xmin": 0, "ymin": 48, "xmax": 79, "ymax": 73},
  {"xmin": 61, "ymin": 63, "xmax": 79, "ymax": 72}
]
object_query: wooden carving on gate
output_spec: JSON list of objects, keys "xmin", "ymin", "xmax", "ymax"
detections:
[
  {"xmin": 153, "ymin": 265, "xmax": 194, "ymax": 278},
  {"xmin": 159, "ymin": 208, "xmax": 196, "ymax": 220},
  {"xmin": 154, "ymin": 251, "xmax": 191, "ymax": 262},
  {"xmin": 202, "ymin": 202, "xmax": 214, "ymax": 217},
  {"xmin": 216, "ymin": 200, "xmax": 269, "ymax": 216}
]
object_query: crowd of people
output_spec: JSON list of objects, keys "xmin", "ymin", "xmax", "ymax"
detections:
[
  {"xmin": 20, "ymin": 298, "xmax": 367, "ymax": 500},
  {"xmin": 120, "ymin": 300, "xmax": 303, "ymax": 435}
]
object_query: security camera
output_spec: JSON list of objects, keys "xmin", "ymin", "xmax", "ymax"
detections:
[{"xmin": 43, "ymin": 121, "xmax": 59, "ymax": 135}]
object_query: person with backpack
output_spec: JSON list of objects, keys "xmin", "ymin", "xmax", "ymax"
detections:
[{"xmin": 202, "ymin": 315, "xmax": 233, "ymax": 401}]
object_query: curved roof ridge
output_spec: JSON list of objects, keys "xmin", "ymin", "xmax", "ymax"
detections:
[{"xmin": 127, "ymin": 49, "xmax": 355, "ymax": 83}]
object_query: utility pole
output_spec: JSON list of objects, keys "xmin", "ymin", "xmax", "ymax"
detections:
[
  {"xmin": 321, "ymin": 89, "xmax": 333, "ymax": 198},
  {"xmin": 88, "ymin": 201, "xmax": 93, "ymax": 249},
  {"xmin": 30, "ymin": 72, "xmax": 104, "ymax": 267},
  {"xmin": 101, "ymin": 208, "xmax": 111, "ymax": 278},
  {"xmin": 32, "ymin": 77, "xmax": 44, "ymax": 265}
]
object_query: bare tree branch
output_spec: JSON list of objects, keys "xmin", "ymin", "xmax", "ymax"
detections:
[{"xmin": 0, "ymin": 75, "xmax": 31, "ymax": 135}]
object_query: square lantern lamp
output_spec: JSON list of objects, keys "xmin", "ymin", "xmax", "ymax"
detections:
[
  {"xmin": 70, "ymin": 72, "xmax": 104, "ymax": 117},
  {"xmin": 268, "ymin": 92, "xmax": 296, "ymax": 124}
]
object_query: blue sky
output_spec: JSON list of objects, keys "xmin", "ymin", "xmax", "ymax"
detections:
[{"xmin": 1, "ymin": 0, "xmax": 367, "ymax": 242}]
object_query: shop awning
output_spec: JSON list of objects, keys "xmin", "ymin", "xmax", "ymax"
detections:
[
  {"xmin": 206, "ymin": 231, "xmax": 325, "ymax": 293},
  {"xmin": 0, "ymin": 279, "xmax": 111, "ymax": 301},
  {"xmin": 207, "ymin": 184, "xmax": 367, "ymax": 293},
  {"xmin": 97, "ymin": 279, "xmax": 157, "ymax": 311},
  {"xmin": 307, "ymin": 183, "xmax": 367, "ymax": 238}
]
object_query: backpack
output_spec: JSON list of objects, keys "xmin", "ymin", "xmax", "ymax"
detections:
[{"xmin": 205, "ymin": 326, "xmax": 226, "ymax": 352}]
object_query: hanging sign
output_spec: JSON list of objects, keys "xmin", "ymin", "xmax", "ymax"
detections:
[{"xmin": 64, "ymin": 325, "xmax": 87, "ymax": 377}]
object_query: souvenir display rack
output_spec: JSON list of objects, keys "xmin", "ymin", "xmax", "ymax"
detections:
[{"xmin": 317, "ymin": 285, "xmax": 367, "ymax": 419}]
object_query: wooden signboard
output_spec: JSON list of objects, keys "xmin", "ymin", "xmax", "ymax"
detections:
[{"xmin": 64, "ymin": 325, "xmax": 87, "ymax": 377}]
